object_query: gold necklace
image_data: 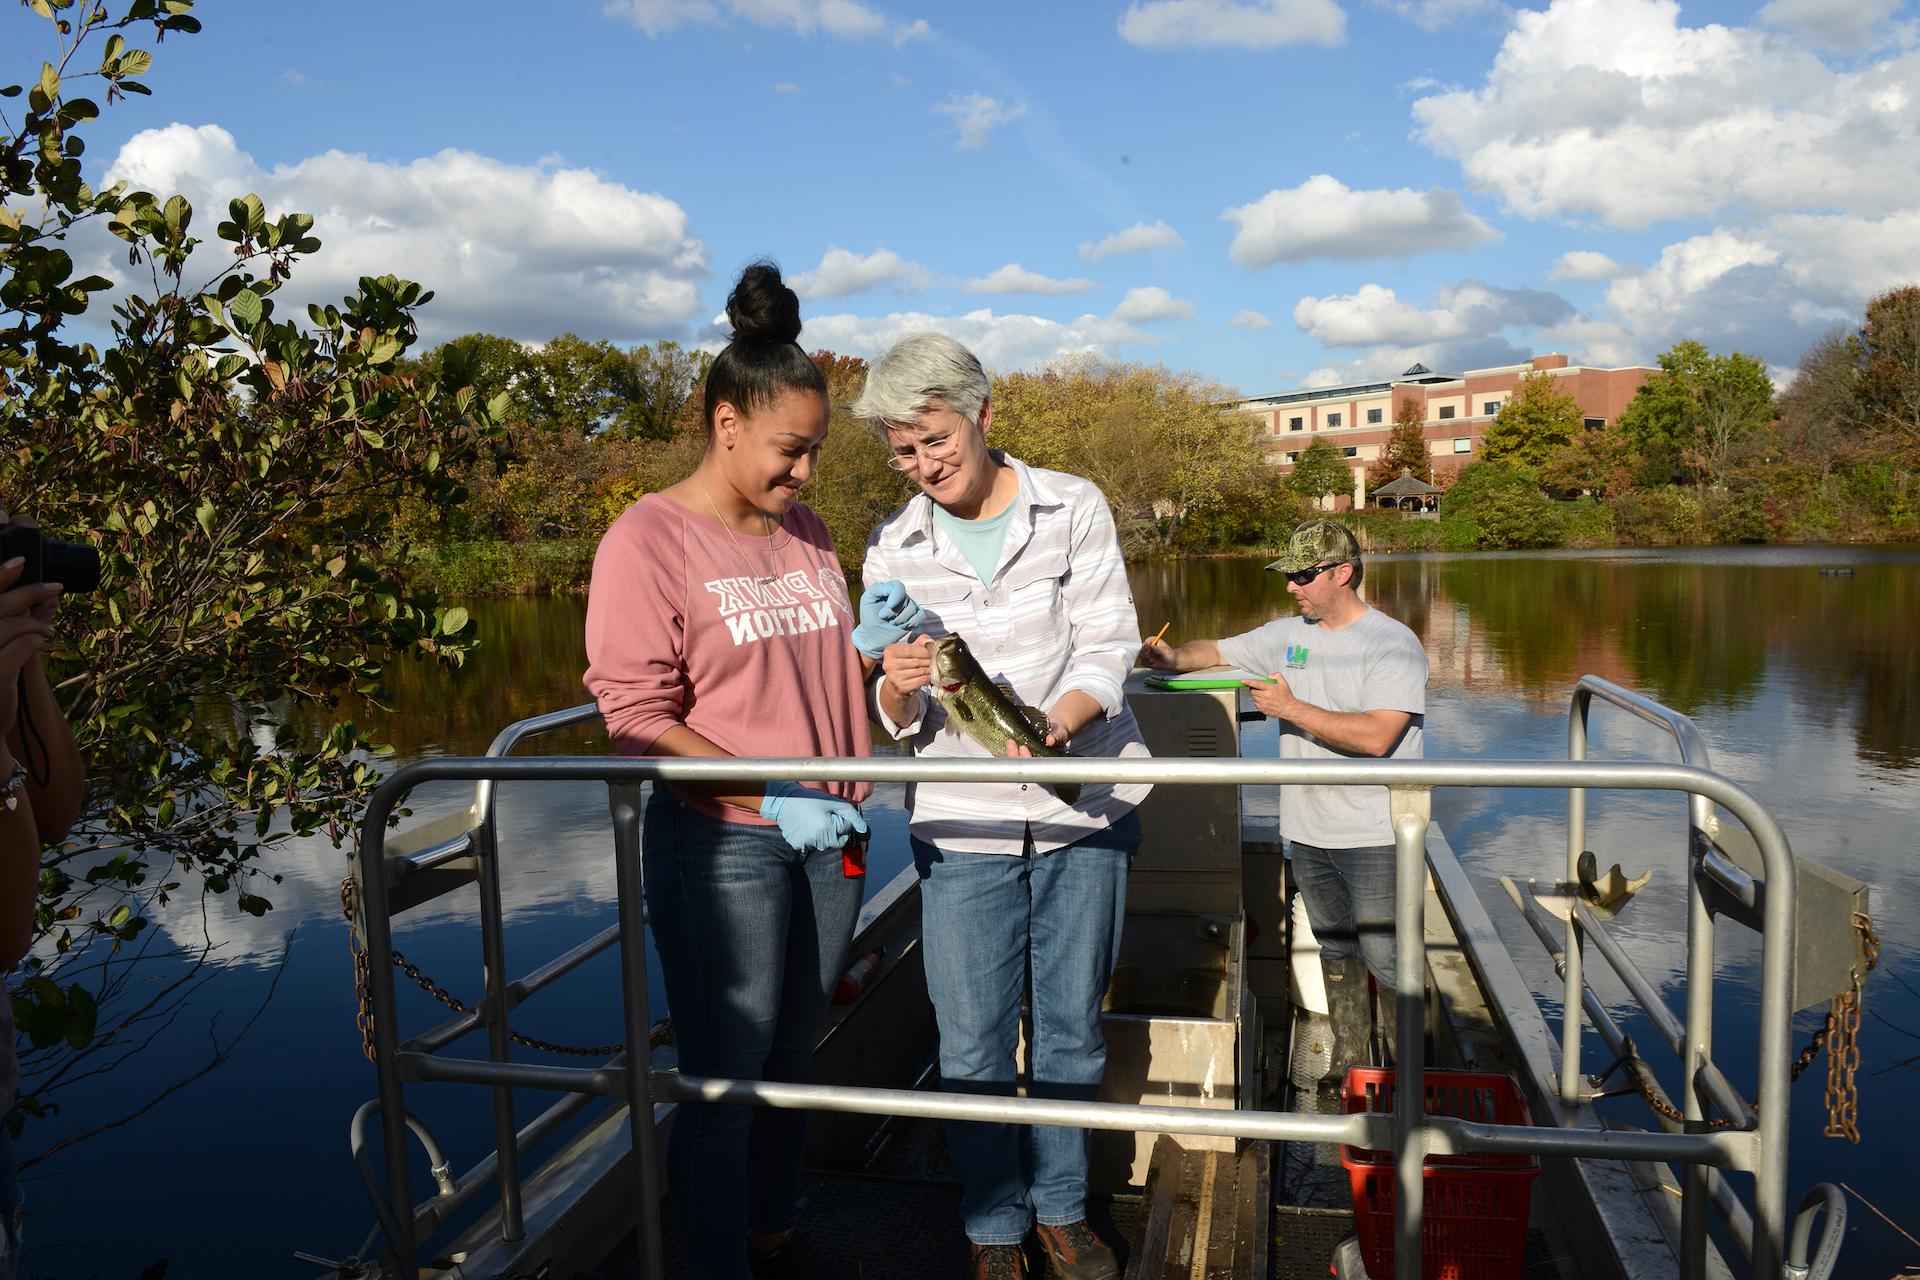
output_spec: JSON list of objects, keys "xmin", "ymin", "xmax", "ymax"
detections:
[{"xmin": 701, "ymin": 479, "xmax": 781, "ymax": 587}]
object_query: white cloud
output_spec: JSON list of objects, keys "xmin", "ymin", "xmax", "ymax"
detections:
[
  {"xmin": 1586, "ymin": 214, "xmax": 1920, "ymax": 368},
  {"xmin": 1412, "ymin": 0, "xmax": 1920, "ymax": 228},
  {"xmin": 1602, "ymin": 230, "xmax": 1782, "ymax": 338},
  {"xmin": 803, "ymin": 307, "xmax": 1153, "ymax": 370},
  {"xmin": 1113, "ymin": 285, "xmax": 1196, "ymax": 323},
  {"xmin": 603, "ymin": 0, "xmax": 721, "ymax": 36},
  {"xmin": 1117, "ymin": 0, "xmax": 1345, "ymax": 50},
  {"xmin": 1223, "ymin": 174, "xmax": 1496, "ymax": 267},
  {"xmin": 1550, "ymin": 250, "xmax": 1632, "ymax": 281},
  {"xmin": 103, "ymin": 124, "xmax": 708, "ymax": 345},
  {"xmin": 963, "ymin": 263, "xmax": 1097, "ymax": 295},
  {"xmin": 1758, "ymin": 0, "xmax": 1907, "ymax": 51},
  {"xmin": 934, "ymin": 92, "xmax": 1027, "ymax": 150},
  {"xmin": 773, "ymin": 81, "xmax": 802, "ymax": 93},
  {"xmin": 1229, "ymin": 308, "xmax": 1274, "ymax": 330},
  {"xmin": 790, "ymin": 246, "xmax": 930, "ymax": 298},
  {"xmin": 1537, "ymin": 316, "xmax": 1643, "ymax": 368},
  {"xmin": 1372, "ymin": 0, "xmax": 1501, "ymax": 31},
  {"xmin": 605, "ymin": 0, "xmax": 922, "ymax": 40},
  {"xmin": 1079, "ymin": 219, "xmax": 1183, "ymax": 261},
  {"xmin": 1293, "ymin": 279, "xmax": 1574, "ymax": 346}
]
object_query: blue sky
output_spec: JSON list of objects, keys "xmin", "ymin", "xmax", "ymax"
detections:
[{"xmin": 15, "ymin": 0, "xmax": 1920, "ymax": 395}]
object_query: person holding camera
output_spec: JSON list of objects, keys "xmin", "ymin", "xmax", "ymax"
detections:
[
  {"xmin": 583, "ymin": 264, "xmax": 921, "ymax": 1280},
  {"xmin": 0, "ymin": 507, "xmax": 88, "ymax": 1280}
]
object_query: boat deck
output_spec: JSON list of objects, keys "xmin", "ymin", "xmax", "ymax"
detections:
[{"xmin": 597, "ymin": 1101, "xmax": 1579, "ymax": 1280}]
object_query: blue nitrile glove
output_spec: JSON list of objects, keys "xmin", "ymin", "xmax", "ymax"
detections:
[
  {"xmin": 759, "ymin": 781, "xmax": 869, "ymax": 854},
  {"xmin": 852, "ymin": 579, "xmax": 926, "ymax": 659}
]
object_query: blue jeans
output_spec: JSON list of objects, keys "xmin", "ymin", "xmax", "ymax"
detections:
[
  {"xmin": 643, "ymin": 788, "xmax": 863, "ymax": 1280},
  {"xmin": 914, "ymin": 811, "xmax": 1140, "ymax": 1246},
  {"xmin": 1289, "ymin": 840, "xmax": 1398, "ymax": 990}
]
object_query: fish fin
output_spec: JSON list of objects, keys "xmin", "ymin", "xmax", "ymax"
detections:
[
  {"xmin": 1018, "ymin": 704, "xmax": 1051, "ymax": 736},
  {"xmin": 950, "ymin": 698, "xmax": 975, "ymax": 723}
]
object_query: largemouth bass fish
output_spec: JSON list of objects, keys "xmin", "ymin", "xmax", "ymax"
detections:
[{"xmin": 928, "ymin": 633, "xmax": 1080, "ymax": 805}]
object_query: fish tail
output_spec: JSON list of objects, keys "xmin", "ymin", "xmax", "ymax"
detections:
[{"xmin": 1052, "ymin": 782, "xmax": 1081, "ymax": 805}]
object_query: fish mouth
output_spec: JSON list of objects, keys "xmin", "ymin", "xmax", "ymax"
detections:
[{"xmin": 937, "ymin": 679, "xmax": 966, "ymax": 694}]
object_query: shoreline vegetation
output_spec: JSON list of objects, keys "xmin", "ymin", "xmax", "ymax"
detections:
[{"xmin": 394, "ymin": 290, "xmax": 1920, "ymax": 597}]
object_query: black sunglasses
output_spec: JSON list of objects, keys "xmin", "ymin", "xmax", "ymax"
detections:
[{"xmin": 1284, "ymin": 560, "xmax": 1344, "ymax": 586}]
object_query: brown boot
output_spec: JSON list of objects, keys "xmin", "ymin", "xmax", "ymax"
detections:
[
  {"xmin": 969, "ymin": 1242, "xmax": 1027, "ymax": 1280},
  {"xmin": 1033, "ymin": 1220, "xmax": 1118, "ymax": 1280}
]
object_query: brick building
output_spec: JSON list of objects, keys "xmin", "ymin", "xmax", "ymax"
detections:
[{"xmin": 1228, "ymin": 354, "xmax": 1653, "ymax": 509}]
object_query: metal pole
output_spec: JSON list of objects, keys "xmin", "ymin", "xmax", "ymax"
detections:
[
  {"xmin": 1563, "ymin": 690, "xmax": 1589, "ymax": 1110},
  {"xmin": 471, "ymin": 817, "xmax": 523, "ymax": 1243},
  {"xmin": 609, "ymin": 782, "xmax": 665, "ymax": 1280},
  {"xmin": 1390, "ymin": 787, "xmax": 1431, "ymax": 1280},
  {"xmin": 355, "ymin": 790, "xmax": 416, "ymax": 1276},
  {"xmin": 1681, "ymin": 826, "xmax": 1715, "ymax": 1278}
]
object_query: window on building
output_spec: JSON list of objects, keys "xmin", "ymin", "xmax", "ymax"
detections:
[
  {"xmin": 1343, "ymin": 447, "xmax": 1358, "ymax": 458},
  {"xmin": 1327, "ymin": 412, "xmax": 1343, "ymax": 427},
  {"xmin": 1483, "ymin": 400, "xmax": 1501, "ymax": 415},
  {"xmin": 1367, "ymin": 408, "xmax": 1383, "ymax": 424},
  {"xmin": 1289, "ymin": 416, "xmax": 1303, "ymax": 431},
  {"xmin": 1583, "ymin": 417, "xmax": 1606, "ymax": 430},
  {"xmin": 1452, "ymin": 438, "xmax": 1472, "ymax": 454},
  {"xmin": 1286, "ymin": 452, "xmax": 1299, "ymax": 464},
  {"xmin": 1438, "ymin": 406, "xmax": 1456, "ymax": 420}
]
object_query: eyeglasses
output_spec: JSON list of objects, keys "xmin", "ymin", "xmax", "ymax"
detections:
[
  {"xmin": 1284, "ymin": 561, "xmax": 1344, "ymax": 586},
  {"xmin": 883, "ymin": 431, "xmax": 966, "ymax": 472}
]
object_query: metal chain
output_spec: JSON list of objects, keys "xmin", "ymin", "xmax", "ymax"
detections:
[
  {"xmin": 340, "ymin": 875, "xmax": 669, "ymax": 1063},
  {"xmin": 1819, "ymin": 911, "xmax": 1878, "ymax": 1143},
  {"xmin": 1617, "ymin": 911, "xmax": 1880, "ymax": 1136}
]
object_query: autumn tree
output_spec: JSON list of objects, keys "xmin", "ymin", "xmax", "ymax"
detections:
[
  {"xmin": 1, "ymin": 0, "xmax": 501, "ymax": 1140},
  {"xmin": 1286, "ymin": 437, "xmax": 1354, "ymax": 508},
  {"xmin": 988, "ymin": 359, "xmax": 1275, "ymax": 553},
  {"xmin": 1366, "ymin": 397, "xmax": 1432, "ymax": 487},
  {"xmin": 1540, "ymin": 418, "xmax": 1636, "ymax": 497},
  {"xmin": 1858, "ymin": 284, "xmax": 1920, "ymax": 460},
  {"xmin": 1482, "ymin": 370, "xmax": 1579, "ymax": 471}
]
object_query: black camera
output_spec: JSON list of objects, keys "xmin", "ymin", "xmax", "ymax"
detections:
[{"xmin": 0, "ymin": 523, "xmax": 101, "ymax": 595}]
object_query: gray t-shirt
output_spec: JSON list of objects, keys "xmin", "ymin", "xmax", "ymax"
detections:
[{"xmin": 1219, "ymin": 605, "xmax": 1428, "ymax": 848}]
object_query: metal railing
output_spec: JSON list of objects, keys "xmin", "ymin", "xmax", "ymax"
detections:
[{"xmin": 346, "ymin": 726, "xmax": 1827, "ymax": 1280}]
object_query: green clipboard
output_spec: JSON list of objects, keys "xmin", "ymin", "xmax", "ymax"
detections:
[{"xmin": 1144, "ymin": 671, "xmax": 1276, "ymax": 690}]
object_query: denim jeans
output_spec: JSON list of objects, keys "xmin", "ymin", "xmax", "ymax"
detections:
[
  {"xmin": 1289, "ymin": 840, "xmax": 1398, "ymax": 990},
  {"xmin": 913, "ymin": 810, "xmax": 1140, "ymax": 1246},
  {"xmin": 643, "ymin": 788, "xmax": 863, "ymax": 1280}
]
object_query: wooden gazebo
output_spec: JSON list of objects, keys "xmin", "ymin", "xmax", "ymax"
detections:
[{"xmin": 1371, "ymin": 468, "xmax": 1442, "ymax": 512}]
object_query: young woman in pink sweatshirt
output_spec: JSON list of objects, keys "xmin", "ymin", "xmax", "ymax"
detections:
[{"xmin": 583, "ymin": 262, "xmax": 920, "ymax": 1280}]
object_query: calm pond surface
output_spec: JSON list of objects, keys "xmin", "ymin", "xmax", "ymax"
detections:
[{"xmin": 18, "ymin": 545, "xmax": 1920, "ymax": 1277}]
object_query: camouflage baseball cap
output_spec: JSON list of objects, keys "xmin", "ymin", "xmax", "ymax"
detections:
[{"xmin": 1265, "ymin": 519, "xmax": 1361, "ymax": 574}]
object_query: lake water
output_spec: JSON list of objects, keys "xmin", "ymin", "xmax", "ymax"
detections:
[{"xmin": 17, "ymin": 546, "xmax": 1920, "ymax": 1276}]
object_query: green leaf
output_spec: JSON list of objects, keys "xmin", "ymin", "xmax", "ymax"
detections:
[
  {"xmin": 195, "ymin": 498, "xmax": 216, "ymax": 535},
  {"xmin": 355, "ymin": 428, "xmax": 386, "ymax": 449},
  {"xmin": 64, "ymin": 985, "xmax": 97, "ymax": 1050},
  {"xmin": 37, "ymin": 63, "xmax": 58, "ymax": 103},
  {"xmin": 107, "ymin": 904, "xmax": 131, "ymax": 929},
  {"xmin": 228, "ymin": 288, "xmax": 262, "ymax": 330},
  {"xmin": 440, "ymin": 606, "xmax": 469, "ymax": 636},
  {"xmin": 236, "ymin": 893, "xmax": 270, "ymax": 917}
]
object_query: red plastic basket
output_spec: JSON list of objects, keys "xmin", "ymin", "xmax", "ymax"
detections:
[{"xmin": 1340, "ymin": 1068, "xmax": 1539, "ymax": 1280}]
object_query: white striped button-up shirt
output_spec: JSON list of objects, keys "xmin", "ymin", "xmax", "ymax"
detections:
[{"xmin": 863, "ymin": 454, "xmax": 1152, "ymax": 856}]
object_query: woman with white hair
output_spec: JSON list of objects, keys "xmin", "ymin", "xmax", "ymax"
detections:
[{"xmin": 855, "ymin": 334, "xmax": 1148, "ymax": 1280}]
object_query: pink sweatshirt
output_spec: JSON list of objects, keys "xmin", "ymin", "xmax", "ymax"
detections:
[{"xmin": 583, "ymin": 493, "xmax": 874, "ymax": 824}]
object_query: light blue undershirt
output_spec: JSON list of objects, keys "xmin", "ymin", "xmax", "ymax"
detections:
[{"xmin": 931, "ymin": 498, "xmax": 1017, "ymax": 586}]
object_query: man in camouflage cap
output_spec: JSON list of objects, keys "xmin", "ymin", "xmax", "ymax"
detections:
[{"xmin": 1139, "ymin": 518, "xmax": 1427, "ymax": 1078}]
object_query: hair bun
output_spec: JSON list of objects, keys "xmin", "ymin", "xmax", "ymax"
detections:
[{"xmin": 726, "ymin": 261, "xmax": 803, "ymax": 345}]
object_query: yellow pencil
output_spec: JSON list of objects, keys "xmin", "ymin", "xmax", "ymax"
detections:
[{"xmin": 1148, "ymin": 621, "xmax": 1171, "ymax": 647}]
